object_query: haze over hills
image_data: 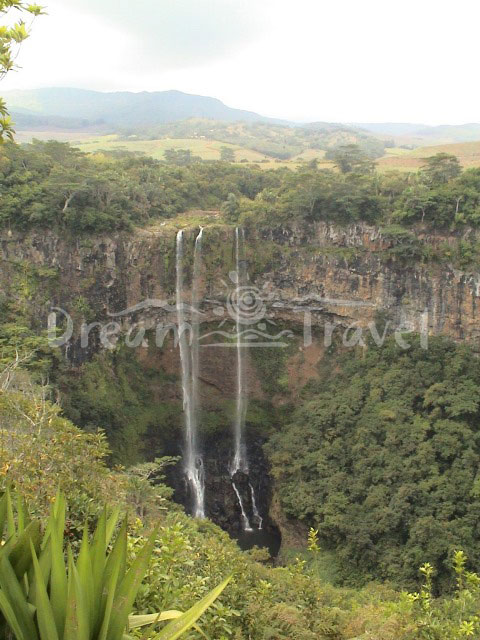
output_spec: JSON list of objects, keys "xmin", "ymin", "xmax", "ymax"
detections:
[
  {"xmin": 6, "ymin": 87, "xmax": 480, "ymax": 146},
  {"xmin": 355, "ymin": 122, "xmax": 480, "ymax": 146},
  {"xmin": 7, "ymin": 87, "xmax": 480, "ymax": 170},
  {"xmin": 4, "ymin": 87, "xmax": 289, "ymax": 129},
  {"xmin": 353, "ymin": 123, "xmax": 428, "ymax": 136},
  {"xmin": 4, "ymin": 87, "xmax": 387, "ymax": 162}
]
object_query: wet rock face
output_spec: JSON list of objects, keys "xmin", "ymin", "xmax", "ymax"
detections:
[
  {"xmin": 169, "ymin": 431, "xmax": 278, "ymax": 540},
  {"xmin": 250, "ymin": 223, "xmax": 480, "ymax": 345},
  {"xmin": 2, "ymin": 223, "xmax": 480, "ymax": 349}
]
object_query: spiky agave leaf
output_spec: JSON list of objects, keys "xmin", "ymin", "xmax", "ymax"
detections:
[
  {"xmin": 106, "ymin": 527, "xmax": 158, "ymax": 640},
  {"xmin": 152, "ymin": 576, "xmax": 232, "ymax": 640},
  {"xmin": 49, "ymin": 518, "xmax": 67, "ymax": 635},
  {"xmin": 0, "ymin": 554, "xmax": 38, "ymax": 640},
  {"xmin": 30, "ymin": 541, "xmax": 59, "ymax": 640},
  {"xmin": 128, "ymin": 612, "xmax": 183, "ymax": 630}
]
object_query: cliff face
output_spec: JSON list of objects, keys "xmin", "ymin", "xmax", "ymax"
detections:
[
  {"xmin": 253, "ymin": 223, "xmax": 480, "ymax": 343},
  {"xmin": 2, "ymin": 222, "xmax": 480, "ymax": 348},
  {"xmin": 2, "ymin": 220, "xmax": 480, "ymax": 439}
]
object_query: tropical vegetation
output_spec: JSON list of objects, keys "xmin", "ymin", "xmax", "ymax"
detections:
[{"xmin": 2, "ymin": 140, "xmax": 480, "ymax": 239}]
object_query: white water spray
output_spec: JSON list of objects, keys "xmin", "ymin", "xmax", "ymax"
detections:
[
  {"xmin": 232, "ymin": 482, "xmax": 253, "ymax": 532},
  {"xmin": 250, "ymin": 482, "xmax": 263, "ymax": 529},
  {"xmin": 230, "ymin": 227, "xmax": 264, "ymax": 531},
  {"xmin": 176, "ymin": 229, "xmax": 205, "ymax": 518}
]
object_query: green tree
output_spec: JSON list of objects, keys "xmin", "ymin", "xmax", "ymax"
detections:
[
  {"xmin": 222, "ymin": 192, "xmax": 240, "ymax": 222},
  {"xmin": 0, "ymin": 0, "xmax": 45, "ymax": 140},
  {"xmin": 220, "ymin": 146, "xmax": 235, "ymax": 162},
  {"xmin": 163, "ymin": 148, "xmax": 201, "ymax": 166},
  {"xmin": 326, "ymin": 144, "xmax": 375, "ymax": 174},
  {"xmin": 421, "ymin": 153, "xmax": 462, "ymax": 185}
]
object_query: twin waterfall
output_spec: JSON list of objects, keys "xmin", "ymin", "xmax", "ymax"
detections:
[{"xmin": 175, "ymin": 227, "xmax": 262, "ymax": 531}]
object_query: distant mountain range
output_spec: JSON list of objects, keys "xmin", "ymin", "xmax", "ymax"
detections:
[
  {"xmin": 354, "ymin": 122, "xmax": 480, "ymax": 145},
  {"xmin": 4, "ymin": 87, "xmax": 288, "ymax": 129},
  {"xmin": 5, "ymin": 88, "xmax": 480, "ymax": 150}
]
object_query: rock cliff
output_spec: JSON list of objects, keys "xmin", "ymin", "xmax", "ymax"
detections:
[{"xmin": 2, "ymin": 222, "xmax": 479, "ymax": 350}]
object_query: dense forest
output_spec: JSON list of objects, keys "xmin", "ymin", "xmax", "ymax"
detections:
[
  {"xmin": 2, "ymin": 139, "xmax": 480, "ymax": 236},
  {"xmin": 4, "ymin": 316, "xmax": 480, "ymax": 638},
  {"xmin": 268, "ymin": 336, "xmax": 480, "ymax": 589}
]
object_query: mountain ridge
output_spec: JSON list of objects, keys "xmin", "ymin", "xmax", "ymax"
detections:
[
  {"xmin": 6, "ymin": 87, "xmax": 480, "ymax": 150},
  {"xmin": 3, "ymin": 87, "xmax": 290, "ymax": 128}
]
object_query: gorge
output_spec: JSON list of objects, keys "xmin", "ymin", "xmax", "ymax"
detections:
[
  {"xmin": 4, "ymin": 0, "xmax": 480, "ymax": 630},
  {"xmin": 2, "ymin": 219, "xmax": 480, "ymax": 549}
]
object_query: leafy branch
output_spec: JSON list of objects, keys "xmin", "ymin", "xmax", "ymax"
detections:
[{"xmin": 0, "ymin": 0, "xmax": 46, "ymax": 141}]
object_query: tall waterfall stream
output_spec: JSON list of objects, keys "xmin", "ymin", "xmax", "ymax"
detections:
[{"xmin": 176, "ymin": 227, "xmax": 263, "ymax": 532}]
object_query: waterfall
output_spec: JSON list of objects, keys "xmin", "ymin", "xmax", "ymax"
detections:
[
  {"xmin": 176, "ymin": 229, "xmax": 205, "ymax": 519},
  {"xmin": 232, "ymin": 481, "xmax": 253, "ymax": 532},
  {"xmin": 190, "ymin": 228, "xmax": 205, "ymax": 517},
  {"xmin": 230, "ymin": 227, "xmax": 264, "ymax": 531},
  {"xmin": 232, "ymin": 227, "xmax": 248, "ymax": 474},
  {"xmin": 250, "ymin": 482, "xmax": 263, "ymax": 529}
]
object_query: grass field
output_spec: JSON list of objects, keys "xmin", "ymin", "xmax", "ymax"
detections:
[
  {"xmin": 15, "ymin": 130, "xmax": 332, "ymax": 169},
  {"xmin": 74, "ymin": 135, "xmax": 272, "ymax": 162},
  {"xmin": 377, "ymin": 141, "xmax": 480, "ymax": 172},
  {"xmin": 74, "ymin": 134, "xmax": 336, "ymax": 169},
  {"xmin": 16, "ymin": 129, "xmax": 480, "ymax": 173}
]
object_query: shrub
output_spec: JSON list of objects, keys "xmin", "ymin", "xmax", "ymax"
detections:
[{"xmin": 0, "ymin": 489, "xmax": 230, "ymax": 640}]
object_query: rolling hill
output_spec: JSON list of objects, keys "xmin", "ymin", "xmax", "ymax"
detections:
[
  {"xmin": 4, "ymin": 88, "xmax": 386, "ymax": 162},
  {"xmin": 355, "ymin": 122, "xmax": 480, "ymax": 147}
]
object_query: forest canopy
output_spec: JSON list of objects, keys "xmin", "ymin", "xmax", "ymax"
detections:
[
  {"xmin": 1, "ymin": 140, "xmax": 480, "ymax": 233},
  {"xmin": 266, "ymin": 336, "xmax": 480, "ymax": 589}
]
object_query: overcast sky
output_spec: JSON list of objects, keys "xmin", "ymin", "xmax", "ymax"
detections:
[{"xmin": 2, "ymin": 0, "xmax": 480, "ymax": 124}]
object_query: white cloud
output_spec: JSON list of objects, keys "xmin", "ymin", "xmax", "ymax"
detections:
[
  {"xmin": 1, "ymin": 1, "xmax": 134, "ymax": 91},
  {"xmin": 1, "ymin": 0, "xmax": 480, "ymax": 123}
]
